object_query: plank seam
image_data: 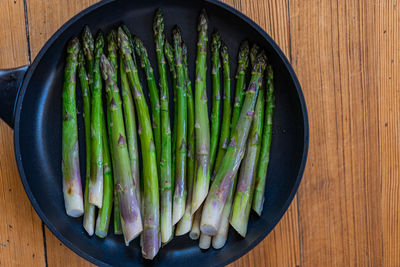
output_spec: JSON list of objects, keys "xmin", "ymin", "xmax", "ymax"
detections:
[
  {"xmin": 23, "ymin": 0, "xmax": 31, "ymax": 63},
  {"xmin": 42, "ymin": 223, "xmax": 49, "ymax": 267}
]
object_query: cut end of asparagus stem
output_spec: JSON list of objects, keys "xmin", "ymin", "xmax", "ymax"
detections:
[
  {"xmin": 189, "ymin": 207, "xmax": 202, "ymax": 240},
  {"xmin": 212, "ymin": 232, "xmax": 228, "ymax": 249},
  {"xmin": 142, "ymin": 228, "xmax": 160, "ymax": 260},
  {"xmin": 199, "ymin": 234, "xmax": 212, "ymax": 250}
]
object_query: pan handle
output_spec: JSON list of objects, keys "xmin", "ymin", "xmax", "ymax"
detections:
[{"xmin": 0, "ymin": 65, "xmax": 29, "ymax": 128}]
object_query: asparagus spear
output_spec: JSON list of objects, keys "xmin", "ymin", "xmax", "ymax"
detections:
[
  {"xmin": 164, "ymin": 40, "xmax": 176, "ymax": 189},
  {"xmin": 154, "ymin": 8, "xmax": 173, "ymax": 244},
  {"xmin": 212, "ymin": 43, "xmax": 251, "ymax": 246},
  {"xmin": 252, "ymin": 65, "xmax": 275, "ymax": 215},
  {"xmin": 133, "ymin": 36, "xmax": 161, "ymax": 172},
  {"xmin": 119, "ymin": 45, "xmax": 141, "ymax": 206},
  {"xmin": 171, "ymin": 27, "xmax": 188, "ymax": 225},
  {"xmin": 95, "ymin": 110, "xmax": 113, "ymax": 238},
  {"xmin": 191, "ymin": 10, "xmax": 211, "ymax": 214},
  {"xmin": 94, "ymin": 30, "xmax": 120, "ymax": 238},
  {"xmin": 105, "ymin": 29, "xmax": 123, "ymax": 235},
  {"xmin": 100, "ymin": 54, "xmax": 143, "ymax": 245},
  {"xmin": 88, "ymin": 32, "xmax": 104, "ymax": 208},
  {"xmin": 213, "ymin": 43, "xmax": 231, "ymax": 175},
  {"xmin": 62, "ymin": 38, "xmax": 84, "ymax": 217},
  {"xmin": 209, "ymin": 31, "xmax": 222, "ymax": 172},
  {"xmin": 119, "ymin": 28, "xmax": 160, "ymax": 259},
  {"xmin": 82, "ymin": 26, "xmax": 94, "ymax": 90},
  {"xmin": 230, "ymin": 85, "xmax": 264, "ymax": 237},
  {"xmin": 81, "ymin": 27, "xmax": 96, "ymax": 230},
  {"xmin": 176, "ymin": 43, "xmax": 195, "ymax": 235},
  {"xmin": 200, "ymin": 52, "xmax": 267, "ymax": 235},
  {"xmin": 231, "ymin": 41, "xmax": 250, "ymax": 131},
  {"xmin": 78, "ymin": 50, "xmax": 95, "ymax": 234}
]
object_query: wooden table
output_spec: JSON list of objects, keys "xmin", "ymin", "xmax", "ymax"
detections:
[{"xmin": 0, "ymin": 0, "xmax": 398, "ymax": 266}]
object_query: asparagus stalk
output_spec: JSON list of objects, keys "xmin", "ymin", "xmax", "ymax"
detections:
[
  {"xmin": 105, "ymin": 29, "xmax": 123, "ymax": 235},
  {"xmin": 78, "ymin": 50, "xmax": 95, "ymax": 234},
  {"xmin": 212, "ymin": 43, "xmax": 251, "ymax": 245},
  {"xmin": 211, "ymin": 174, "xmax": 237, "ymax": 249},
  {"xmin": 95, "ymin": 110, "xmax": 113, "ymax": 238},
  {"xmin": 133, "ymin": 36, "xmax": 161, "ymax": 171},
  {"xmin": 164, "ymin": 40, "xmax": 176, "ymax": 189},
  {"xmin": 191, "ymin": 10, "xmax": 211, "ymax": 214},
  {"xmin": 189, "ymin": 206, "xmax": 202, "ymax": 240},
  {"xmin": 62, "ymin": 38, "xmax": 84, "ymax": 217},
  {"xmin": 120, "ymin": 45, "xmax": 141, "ymax": 206},
  {"xmin": 230, "ymin": 86, "xmax": 264, "ymax": 237},
  {"xmin": 176, "ymin": 43, "xmax": 195, "ymax": 235},
  {"xmin": 100, "ymin": 54, "xmax": 143, "ymax": 245},
  {"xmin": 88, "ymin": 32, "xmax": 104, "ymax": 208},
  {"xmin": 209, "ymin": 31, "xmax": 222, "ymax": 173},
  {"xmin": 171, "ymin": 27, "xmax": 188, "ymax": 225},
  {"xmin": 213, "ymin": 43, "xmax": 231, "ymax": 175},
  {"xmin": 154, "ymin": 8, "xmax": 173, "ymax": 244},
  {"xmin": 231, "ymin": 41, "xmax": 250, "ymax": 131},
  {"xmin": 200, "ymin": 52, "xmax": 267, "ymax": 235},
  {"xmin": 119, "ymin": 29, "xmax": 160, "ymax": 259},
  {"xmin": 252, "ymin": 65, "xmax": 275, "ymax": 215},
  {"xmin": 82, "ymin": 26, "xmax": 94, "ymax": 91}
]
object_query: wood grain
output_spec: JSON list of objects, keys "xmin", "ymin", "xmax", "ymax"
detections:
[
  {"xmin": 0, "ymin": 0, "xmax": 45, "ymax": 267},
  {"xmin": 378, "ymin": 1, "xmax": 400, "ymax": 266},
  {"xmin": 225, "ymin": 0, "xmax": 300, "ymax": 266},
  {"xmin": 290, "ymin": 0, "xmax": 387, "ymax": 265},
  {"xmin": 25, "ymin": 0, "xmax": 99, "ymax": 266},
  {"xmin": 1, "ymin": 0, "xmax": 399, "ymax": 266}
]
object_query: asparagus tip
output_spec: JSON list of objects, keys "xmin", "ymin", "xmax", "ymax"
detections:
[
  {"xmin": 198, "ymin": 9, "xmax": 208, "ymax": 32},
  {"xmin": 211, "ymin": 31, "xmax": 221, "ymax": 52},
  {"xmin": 67, "ymin": 37, "xmax": 80, "ymax": 54}
]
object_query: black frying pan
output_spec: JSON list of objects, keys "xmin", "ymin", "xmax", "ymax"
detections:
[{"xmin": 0, "ymin": 0, "xmax": 308, "ymax": 266}]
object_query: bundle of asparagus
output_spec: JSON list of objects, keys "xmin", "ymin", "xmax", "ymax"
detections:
[{"xmin": 60, "ymin": 7, "xmax": 276, "ymax": 260}]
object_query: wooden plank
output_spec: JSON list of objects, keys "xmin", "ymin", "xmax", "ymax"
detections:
[
  {"xmin": 289, "ymin": 0, "xmax": 383, "ymax": 266},
  {"xmin": 25, "ymin": 0, "xmax": 99, "ymax": 266},
  {"xmin": 0, "ymin": 0, "xmax": 45, "ymax": 266},
  {"xmin": 225, "ymin": 0, "xmax": 300, "ymax": 266},
  {"xmin": 26, "ymin": 0, "xmax": 99, "ymax": 59},
  {"xmin": 378, "ymin": 1, "xmax": 400, "ymax": 266}
]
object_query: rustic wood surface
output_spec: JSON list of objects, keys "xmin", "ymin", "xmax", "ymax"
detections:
[{"xmin": 0, "ymin": 0, "xmax": 398, "ymax": 266}]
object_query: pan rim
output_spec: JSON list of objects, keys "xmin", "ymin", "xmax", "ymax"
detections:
[{"xmin": 13, "ymin": 0, "xmax": 309, "ymax": 266}]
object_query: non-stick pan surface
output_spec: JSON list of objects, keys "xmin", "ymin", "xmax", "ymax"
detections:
[{"xmin": 7, "ymin": 0, "xmax": 308, "ymax": 266}]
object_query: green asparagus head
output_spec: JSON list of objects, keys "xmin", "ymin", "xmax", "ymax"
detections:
[
  {"xmin": 94, "ymin": 30, "xmax": 105, "ymax": 55},
  {"xmin": 107, "ymin": 29, "xmax": 118, "ymax": 54},
  {"xmin": 172, "ymin": 26, "xmax": 183, "ymax": 48},
  {"xmin": 250, "ymin": 44, "xmax": 260, "ymax": 67},
  {"xmin": 77, "ymin": 49, "xmax": 85, "ymax": 65},
  {"xmin": 211, "ymin": 31, "xmax": 221, "ymax": 53},
  {"xmin": 82, "ymin": 26, "xmax": 94, "ymax": 59},
  {"xmin": 198, "ymin": 9, "xmax": 208, "ymax": 33},
  {"xmin": 254, "ymin": 50, "xmax": 267, "ymax": 73},
  {"xmin": 67, "ymin": 37, "xmax": 80, "ymax": 54},
  {"xmin": 221, "ymin": 42, "xmax": 229, "ymax": 63},
  {"xmin": 164, "ymin": 39, "xmax": 174, "ymax": 67},
  {"xmin": 153, "ymin": 8, "xmax": 164, "ymax": 37},
  {"xmin": 133, "ymin": 36, "xmax": 148, "ymax": 61},
  {"xmin": 117, "ymin": 27, "xmax": 133, "ymax": 56},
  {"xmin": 238, "ymin": 40, "xmax": 250, "ymax": 71},
  {"xmin": 182, "ymin": 42, "xmax": 188, "ymax": 66},
  {"xmin": 100, "ymin": 54, "xmax": 113, "ymax": 81}
]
